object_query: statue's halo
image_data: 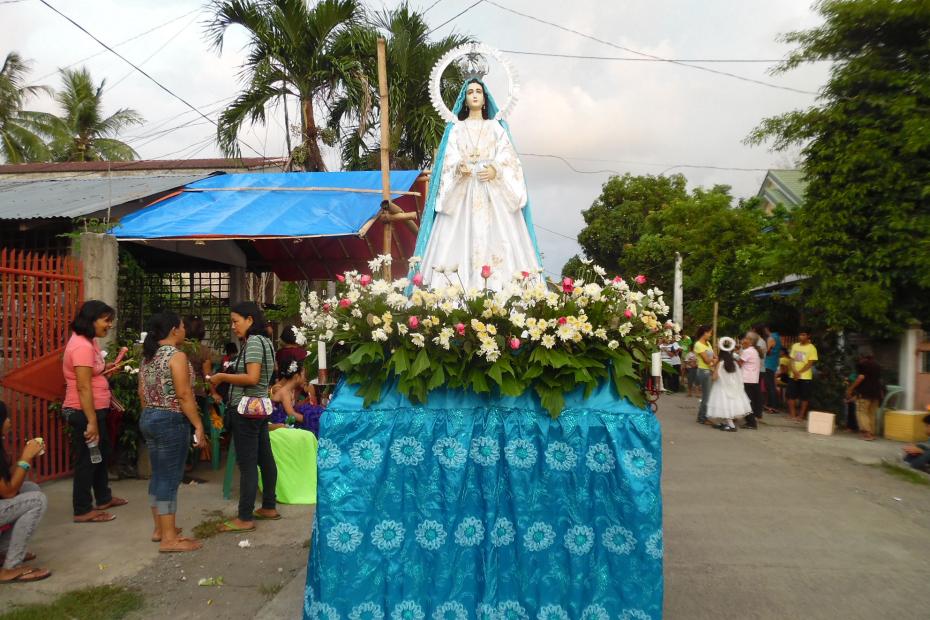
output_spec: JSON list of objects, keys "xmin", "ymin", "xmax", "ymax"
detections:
[{"xmin": 429, "ymin": 42, "xmax": 520, "ymax": 123}]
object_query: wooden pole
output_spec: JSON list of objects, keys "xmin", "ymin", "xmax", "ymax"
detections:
[
  {"xmin": 711, "ymin": 301, "xmax": 719, "ymax": 352},
  {"xmin": 377, "ymin": 38, "xmax": 392, "ymax": 280}
]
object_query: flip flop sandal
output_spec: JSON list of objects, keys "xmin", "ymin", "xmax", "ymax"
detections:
[
  {"xmin": 252, "ymin": 511, "xmax": 282, "ymax": 521},
  {"xmin": 0, "ymin": 567, "xmax": 52, "ymax": 584},
  {"xmin": 151, "ymin": 528, "xmax": 183, "ymax": 543},
  {"xmin": 95, "ymin": 497, "xmax": 129, "ymax": 510},
  {"xmin": 158, "ymin": 540, "xmax": 202, "ymax": 553},
  {"xmin": 218, "ymin": 520, "xmax": 256, "ymax": 533},
  {"xmin": 73, "ymin": 511, "xmax": 116, "ymax": 523}
]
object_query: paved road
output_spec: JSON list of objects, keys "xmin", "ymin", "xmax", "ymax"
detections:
[{"xmin": 660, "ymin": 393, "xmax": 930, "ymax": 620}]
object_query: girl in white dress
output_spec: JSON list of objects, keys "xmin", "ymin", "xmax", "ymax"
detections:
[{"xmin": 707, "ymin": 337, "xmax": 752, "ymax": 432}]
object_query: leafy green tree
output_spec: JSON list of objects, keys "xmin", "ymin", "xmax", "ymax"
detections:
[
  {"xmin": 0, "ymin": 52, "xmax": 55, "ymax": 163},
  {"xmin": 748, "ymin": 0, "xmax": 930, "ymax": 335},
  {"xmin": 206, "ymin": 0, "xmax": 365, "ymax": 171},
  {"xmin": 46, "ymin": 67, "xmax": 143, "ymax": 162},
  {"xmin": 328, "ymin": 4, "xmax": 469, "ymax": 170}
]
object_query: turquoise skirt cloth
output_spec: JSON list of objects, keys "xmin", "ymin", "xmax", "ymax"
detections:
[{"xmin": 303, "ymin": 380, "xmax": 663, "ymax": 620}]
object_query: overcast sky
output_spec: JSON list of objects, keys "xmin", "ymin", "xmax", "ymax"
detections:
[{"xmin": 3, "ymin": 0, "xmax": 829, "ymax": 277}]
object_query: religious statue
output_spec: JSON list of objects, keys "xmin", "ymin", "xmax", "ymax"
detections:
[{"xmin": 414, "ymin": 45, "xmax": 542, "ymax": 291}]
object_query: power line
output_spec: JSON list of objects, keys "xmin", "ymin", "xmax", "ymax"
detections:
[
  {"xmin": 428, "ymin": 0, "xmax": 486, "ymax": 34},
  {"xmin": 501, "ymin": 50, "xmax": 820, "ymax": 64},
  {"xmin": 35, "ymin": 7, "xmax": 201, "ymax": 82},
  {"xmin": 38, "ymin": 0, "xmax": 265, "ymax": 159},
  {"xmin": 422, "ymin": 0, "xmax": 447, "ymax": 15},
  {"xmin": 485, "ymin": 0, "xmax": 821, "ymax": 97},
  {"xmin": 105, "ymin": 12, "xmax": 200, "ymax": 94},
  {"xmin": 535, "ymin": 223, "xmax": 578, "ymax": 242},
  {"xmin": 520, "ymin": 152, "xmax": 772, "ymax": 175}
]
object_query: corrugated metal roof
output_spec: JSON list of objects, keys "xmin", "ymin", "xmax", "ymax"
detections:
[
  {"xmin": 0, "ymin": 174, "xmax": 214, "ymax": 220},
  {"xmin": 766, "ymin": 169, "xmax": 808, "ymax": 204},
  {"xmin": 0, "ymin": 157, "xmax": 284, "ymax": 175}
]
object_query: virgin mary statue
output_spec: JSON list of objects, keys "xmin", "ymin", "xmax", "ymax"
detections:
[{"xmin": 413, "ymin": 75, "xmax": 542, "ymax": 290}]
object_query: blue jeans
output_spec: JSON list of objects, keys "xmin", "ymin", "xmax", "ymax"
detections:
[
  {"xmin": 140, "ymin": 408, "xmax": 190, "ymax": 515},
  {"xmin": 696, "ymin": 368, "xmax": 712, "ymax": 422}
]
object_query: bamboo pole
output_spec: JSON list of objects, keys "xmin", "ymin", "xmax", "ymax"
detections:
[{"xmin": 377, "ymin": 38, "xmax": 392, "ymax": 280}]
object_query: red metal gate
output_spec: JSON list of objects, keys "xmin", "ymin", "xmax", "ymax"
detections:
[{"xmin": 0, "ymin": 249, "xmax": 83, "ymax": 482}]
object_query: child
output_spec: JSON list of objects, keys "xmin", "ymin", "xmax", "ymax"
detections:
[
  {"xmin": 902, "ymin": 414, "xmax": 930, "ymax": 472},
  {"xmin": 706, "ymin": 337, "xmax": 752, "ymax": 432},
  {"xmin": 269, "ymin": 361, "xmax": 323, "ymax": 436}
]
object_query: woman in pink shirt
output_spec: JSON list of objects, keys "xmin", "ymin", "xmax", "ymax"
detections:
[
  {"xmin": 738, "ymin": 334, "xmax": 763, "ymax": 430},
  {"xmin": 62, "ymin": 300, "xmax": 127, "ymax": 523}
]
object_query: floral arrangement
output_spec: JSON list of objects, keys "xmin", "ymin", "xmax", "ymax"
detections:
[{"xmin": 296, "ymin": 255, "xmax": 678, "ymax": 418}]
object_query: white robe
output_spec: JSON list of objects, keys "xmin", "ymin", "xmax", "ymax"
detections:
[{"xmin": 420, "ymin": 119, "xmax": 540, "ymax": 291}]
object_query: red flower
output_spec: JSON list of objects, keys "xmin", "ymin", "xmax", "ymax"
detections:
[
  {"xmin": 624, "ymin": 308, "xmax": 633, "ymax": 318},
  {"xmin": 634, "ymin": 274, "xmax": 647, "ymax": 285},
  {"xmin": 360, "ymin": 274, "xmax": 372, "ymax": 286},
  {"xmin": 322, "ymin": 303, "xmax": 331, "ymax": 313},
  {"xmin": 557, "ymin": 316, "xmax": 568, "ymax": 325},
  {"xmin": 455, "ymin": 323, "xmax": 466, "ymax": 336},
  {"xmin": 509, "ymin": 337, "xmax": 521, "ymax": 350},
  {"xmin": 613, "ymin": 275, "xmax": 624, "ymax": 284},
  {"xmin": 408, "ymin": 316, "xmax": 420, "ymax": 329},
  {"xmin": 412, "ymin": 273, "xmax": 424, "ymax": 287},
  {"xmin": 521, "ymin": 270, "xmax": 530, "ymax": 279},
  {"xmin": 481, "ymin": 265, "xmax": 492, "ymax": 279},
  {"xmin": 562, "ymin": 277, "xmax": 574, "ymax": 294},
  {"xmin": 336, "ymin": 274, "xmax": 345, "ymax": 283},
  {"xmin": 338, "ymin": 298, "xmax": 352, "ymax": 309}
]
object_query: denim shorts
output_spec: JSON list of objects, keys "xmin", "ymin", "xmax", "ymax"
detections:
[{"xmin": 140, "ymin": 408, "xmax": 190, "ymax": 515}]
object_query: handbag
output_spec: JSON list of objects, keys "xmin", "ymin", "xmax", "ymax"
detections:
[{"xmin": 233, "ymin": 336, "xmax": 275, "ymax": 420}]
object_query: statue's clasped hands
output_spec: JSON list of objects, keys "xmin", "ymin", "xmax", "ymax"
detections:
[{"xmin": 476, "ymin": 164, "xmax": 497, "ymax": 182}]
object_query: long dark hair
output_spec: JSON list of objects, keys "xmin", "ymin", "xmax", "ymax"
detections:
[
  {"xmin": 0, "ymin": 401, "xmax": 10, "ymax": 482},
  {"xmin": 231, "ymin": 301, "xmax": 267, "ymax": 338},
  {"xmin": 457, "ymin": 79, "xmax": 490, "ymax": 121},
  {"xmin": 70, "ymin": 300, "xmax": 115, "ymax": 339},
  {"xmin": 719, "ymin": 349, "xmax": 737, "ymax": 373},
  {"xmin": 143, "ymin": 311, "xmax": 182, "ymax": 360},
  {"xmin": 693, "ymin": 324, "xmax": 711, "ymax": 342},
  {"xmin": 183, "ymin": 314, "xmax": 206, "ymax": 341}
]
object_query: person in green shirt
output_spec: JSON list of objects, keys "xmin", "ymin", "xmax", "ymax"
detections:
[{"xmin": 787, "ymin": 329, "xmax": 818, "ymax": 422}]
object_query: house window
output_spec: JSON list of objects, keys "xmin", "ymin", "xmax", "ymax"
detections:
[{"xmin": 922, "ymin": 352, "xmax": 930, "ymax": 374}]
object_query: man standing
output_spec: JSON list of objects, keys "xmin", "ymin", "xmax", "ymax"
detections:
[
  {"xmin": 761, "ymin": 325, "xmax": 782, "ymax": 412},
  {"xmin": 846, "ymin": 352, "xmax": 883, "ymax": 441},
  {"xmin": 787, "ymin": 329, "xmax": 818, "ymax": 422}
]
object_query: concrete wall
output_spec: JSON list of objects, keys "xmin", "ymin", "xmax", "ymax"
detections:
[{"xmin": 75, "ymin": 232, "xmax": 119, "ymax": 346}]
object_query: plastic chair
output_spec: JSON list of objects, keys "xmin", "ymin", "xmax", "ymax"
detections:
[{"xmin": 875, "ymin": 384, "xmax": 905, "ymax": 436}]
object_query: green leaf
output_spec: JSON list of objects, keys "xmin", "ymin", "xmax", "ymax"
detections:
[
  {"xmin": 469, "ymin": 369, "xmax": 490, "ymax": 393},
  {"xmin": 487, "ymin": 362, "xmax": 504, "ymax": 387},
  {"xmin": 390, "ymin": 347, "xmax": 410, "ymax": 374},
  {"xmin": 409, "ymin": 348, "xmax": 431, "ymax": 378},
  {"xmin": 534, "ymin": 384, "xmax": 565, "ymax": 419},
  {"xmin": 427, "ymin": 364, "xmax": 446, "ymax": 390},
  {"xmin": 500, "ymin": 374, "xmax": 525, "ymax": 396}
]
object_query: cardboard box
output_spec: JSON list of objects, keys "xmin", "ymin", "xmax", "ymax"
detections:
[
  {"xmin": 883, "ymin": 410, "xmax": 930, "ymax": 442},
  {"xmin": 807, "ymin": 410, "xmax": 835, "ymax": 436}
]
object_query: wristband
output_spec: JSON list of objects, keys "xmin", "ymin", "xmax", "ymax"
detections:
[{"xmin": 17, "ymin": 460, "xmax": 30, "ymax": 472}]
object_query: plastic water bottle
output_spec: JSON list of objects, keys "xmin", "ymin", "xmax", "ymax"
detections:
[{"xmin": 87, "ymin": 440, "xmax": 102, "ymax": 464}]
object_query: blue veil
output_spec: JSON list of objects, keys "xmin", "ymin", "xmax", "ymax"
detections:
[{"xmin": 409, "ymin": 80, "xmax": 542, "ymax": 276}]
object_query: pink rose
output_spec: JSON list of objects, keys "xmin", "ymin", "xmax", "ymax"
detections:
[
  {"xmin": 521, "ymin": 270, "xmax": 530, "ymax": 279},
  {"xmin": 336, "ymin": 274, "xmax": 345, "ymax": 283},
  {"xmin": 455, "ymin": 323, "xmax": 466, "ymax": 336},
  {"xmin": 612, "ymin": 275, "xmax": 624, "ymax": 284},
  {"xmin": 412, "ymin": 273, "xmax": 424, "ymax": 287},
  {"xmin": 557, "ymin": 316, "xmax": 568, "ymax": 325},
  {"xmin": 481, "ymin": 265, "xmax": 492, "ymax": 279},
  {"xmin": 360, "ymin": 274, "xmax": 372, "ymax": 286},
  {"xmin": 322, "ymin": 303, "xmax": 331, "ymax": 313},
  {"xmin": 634, "ymin": 274, "xmax": 647, "ymax": 285},
  {"xmin": 509, "ymin": 337, "xmax": 521, "ymax": 350},
  {"xmin": 408, "ymin": 316, "xmax": 420, "ymax": 329},
  {"xmin": 338, "ymin": 298, "xmax": 352, "ymax": 309},
  {"xmin": 624, "ymin": 308, "xmax": 633, "ymax": 318},
  {"xmin": 562, "ymin": 277, "xmax": 574, "ymax": 294}
]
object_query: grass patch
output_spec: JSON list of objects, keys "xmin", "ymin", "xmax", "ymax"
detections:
[
  {"xmin": 192, "ymin": 509, "xmax": 230, "ymax": 539},
  {"xmin": 0, "ymin": 585, "xmax": 143, "ymax": 620},
  {"xmin": 876, "ymin": 461, "xmax": 930, "ymax": 486},
  {"xmin": 257, "ymin": 582, "xmax": 284, "ymax": 597}
]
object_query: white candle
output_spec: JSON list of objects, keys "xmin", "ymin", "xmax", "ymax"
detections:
[
  {"xmin": 651, "ymin": 351, "xmax": 662, "ymax": 377},
  {"xmin": 318, "ymin": 340, "xmax": 327, "ymax": 370}
]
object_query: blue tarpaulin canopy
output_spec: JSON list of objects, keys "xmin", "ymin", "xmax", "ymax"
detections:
[{"xmin": 110, "ymin": 170, "xmax": 422, "ymax": 240}]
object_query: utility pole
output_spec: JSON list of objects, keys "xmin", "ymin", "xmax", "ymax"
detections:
[{"xmin": 673, "ymin": 251, "xmax": 683, "ymax": 327}]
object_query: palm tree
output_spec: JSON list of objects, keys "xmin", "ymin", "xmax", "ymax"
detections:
[
  {"xmin": 0, "ymin": 52, "xmax": 55, "ymax": 163},
  {"xmin": 205, "ymin": 0, "xmax": 366, "ymax": 171},
  {"xmin": 330, "ymin": 5, "xmax": 470, "ymax": 170},
  {"xmin": 45, "ymin": 67, "xmax": 143, "ymax": 162}
]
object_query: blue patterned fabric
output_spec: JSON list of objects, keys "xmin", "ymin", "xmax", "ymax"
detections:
[{"xmin": 304, "ymin": 381, "xmax": 663, "ymax": 620}]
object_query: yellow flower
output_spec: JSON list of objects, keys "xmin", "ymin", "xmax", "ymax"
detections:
[
  {"xmin": 381, "ymin": 312, "xmax": 392, "ymax": 325},
  {"xmin": 486, "ymin": 324, "xmax": 498, "ymax": 336},
  {"xmin": 541, "ymin": 334, "xmax": 556, "ymax": 349},
  {"xmin": 471, "ymin": 319, "xmax": 487, "ymax": 333}
]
